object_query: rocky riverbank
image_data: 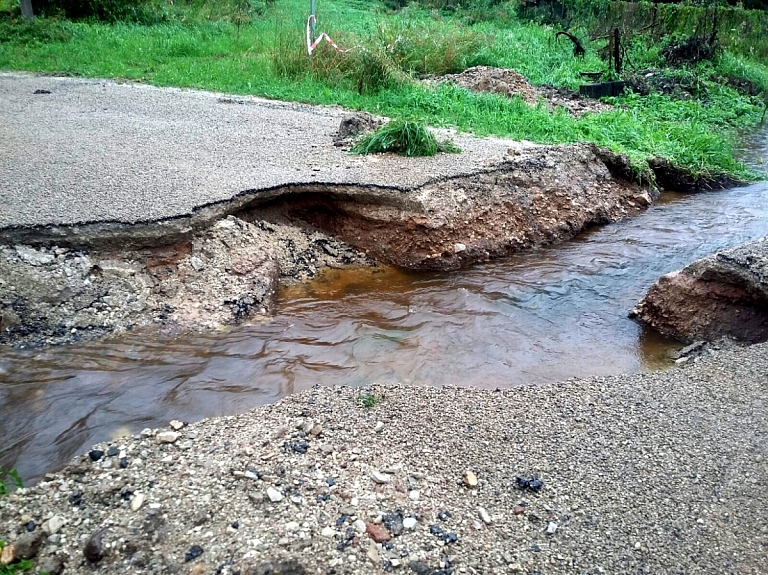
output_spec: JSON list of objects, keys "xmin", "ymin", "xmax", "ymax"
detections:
[
  {"xmin": 632, "ymin": 235, "xmax": 768, "ymax": 343},
  {"xmin": 0, "ymin": 339, "xmax": 765, "ymax": 575}
]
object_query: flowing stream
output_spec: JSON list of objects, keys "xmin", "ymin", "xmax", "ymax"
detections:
[{"xmin": 2, "ymin": 129, "xmax": 767, "ymax": 483}]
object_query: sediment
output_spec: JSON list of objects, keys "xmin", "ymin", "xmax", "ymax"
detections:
[
  {"xmin": 0, "ymin": 339, "xmax": 765, "ymax": 574},
  {"xmin": 632, "ymin": 236, "xmax": 768, "ymax": 343}
]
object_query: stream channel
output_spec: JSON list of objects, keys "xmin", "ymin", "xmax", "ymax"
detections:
[{"xmin": 2, "ymin": 130, "xmax": 767, "ymax": 483}]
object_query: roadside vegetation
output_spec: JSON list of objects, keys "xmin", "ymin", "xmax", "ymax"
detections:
[{"xmin": 0, "ymin": 0, "xmax": 766, "ymax": 181}]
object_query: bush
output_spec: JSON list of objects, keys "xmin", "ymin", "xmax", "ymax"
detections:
[
  {"xmin": 351, "ymin": 119, "xmax": 461, "ymax": 156},
  {"xmin": 33, "ymin": 0, "xmax": 165, "ymax": 23}
]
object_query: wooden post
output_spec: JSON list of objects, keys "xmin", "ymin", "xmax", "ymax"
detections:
[{"xmin": 19, "ymin": 0, "xmax": 34, "ymax": 19}]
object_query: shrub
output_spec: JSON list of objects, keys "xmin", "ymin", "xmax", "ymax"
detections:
[
  {"xmin": 33, "ymin": 0, "xmax": 165, "ymax": 23},
  {"xmin": 351, "ymin": 119, "xmax": 461, "ymax": 157}
]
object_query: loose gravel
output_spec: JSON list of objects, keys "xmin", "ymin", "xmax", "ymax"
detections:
[
  {"xmin": 1, "ymin": 340, "xmax": 765, "ymax": 574},
  {"xmin": 0, "ymin": 73, "xmax": 515, "ymax": 228}
]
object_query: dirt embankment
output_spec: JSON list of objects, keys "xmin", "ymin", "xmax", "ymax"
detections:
[
  {"xmin": 0, "ymin": 141, "xmax": 653, "ymax": 347},
  {"xmin": 631, "ymin": 236, "xmax": 768, "ymax": 343}
]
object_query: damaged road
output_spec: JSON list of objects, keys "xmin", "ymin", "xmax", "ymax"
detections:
[{"xmin": 1, "ymin": 74, "xmax": 656, "ymax": 346}]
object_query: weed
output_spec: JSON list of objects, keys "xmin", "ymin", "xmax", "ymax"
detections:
[
  {"xmin": 352, "ymin": 119, "xmax": 460, "ymax": 157},
  {"xmin": 357, "ymin": 391, "xmax": 378, "ymax": 408},
  {"xmin": 0, "ymin": 468, "xmax": 23, "ymax": 497}
]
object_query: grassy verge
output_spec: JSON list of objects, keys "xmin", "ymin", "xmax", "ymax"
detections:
[{"xmin": 0, "ymin": 0, "xmax": 766, "ymax": 182}]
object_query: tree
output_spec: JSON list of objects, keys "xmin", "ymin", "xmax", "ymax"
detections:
[{"xmin": 19, "ymin": 0, "xmax": 34, "ymax": 19}]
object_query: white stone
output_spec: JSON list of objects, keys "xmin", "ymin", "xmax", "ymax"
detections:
[
  {"xmin": 169, "ymin": 420, "xmax": 185, "ymax": 430},
  {"xmin": 321, "ymin": 526, "xmax": 336, "ymax": 538},
  {"xmin": 453, "ymin": 242, "xmax": 467, "ymax": 253},
  {"xmin": 352, "ymin": 519, "xmax": 367, "ymax": 534},
  {"xmin": 403, "ymin": 517, "xmax": 417, "ymax": 530},
  {"xmin": 131, "ymin": 493, "xmax": 145, "ymax": 511},
  {"xmin": 44, "ymin": 515, "xmax": 67, "ymax": 534},
  {"xmin": 266, "ymin": 488, "xmax": 283, "ymax": 502},
  {"xmin": 156, "ymin": 431, "xmax": 179, "ymax": 444},
  {"xmin": 370, "ymin": 470, "xmax": 391, "ymax": 484},
  {"xmin": 546, "ymin": 522, "xmax": 558, "ymax": 534},
  {"xmin": 286, "ymin": 521, "xmax": 299, "ymax": 532},
  {"xmin": 374, "ymin": 421, "xmax": 384, "ymax": 433},
  {"xmin": 478, "ymin": 507, "xmax": 492, "ymax": 525},
  {"xmin": 409, "ymin": 490, "xmax": 420, "ymax": 502}
]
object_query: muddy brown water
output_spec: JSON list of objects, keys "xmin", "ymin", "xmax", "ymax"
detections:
[{"xmin": 3, "ymin": 133, "xmax": 768, "ymax": 483}]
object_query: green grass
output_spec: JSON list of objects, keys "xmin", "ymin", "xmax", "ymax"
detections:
[
  {"xmin": 357, "ymin": 391, "xmax": 379, "ymax": 408},
  {"xmin": 352, "ymin": 118, "xmax": 461, "ymax": 156},
  {"xmin": 0, "ymin": 0, "xmax": 765, "ymax": 181}
]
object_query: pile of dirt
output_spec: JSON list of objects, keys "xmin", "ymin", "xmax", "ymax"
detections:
[{"xmin": 436, "ymin": 66, "xmax": 612, "ymax": 117}]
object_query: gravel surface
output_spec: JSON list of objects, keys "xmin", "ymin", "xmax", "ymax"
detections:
[
  {"xmin": 0, "ymin": 73, "xmax": 514, "ymax": 228},
  {"xmin": 1, "ymin": 340, "xmax": 765, "ymax": 574}
]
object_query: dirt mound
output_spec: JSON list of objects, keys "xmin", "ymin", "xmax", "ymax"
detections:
[
  {"xmin": 437, "ymin": 66, "xmax": 612, "ymax": 117},
  {"xmin": 441, "ymin": 65, "xmax": 540, "ymax": 104}
]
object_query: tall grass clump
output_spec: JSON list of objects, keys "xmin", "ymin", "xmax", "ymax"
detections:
[{"xmin": 352, "ymin": 119, "xmax": 461, "ymax": 156}]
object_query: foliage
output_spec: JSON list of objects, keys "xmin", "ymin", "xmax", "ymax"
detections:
[
  {"xmin": 32, "ymin": 0, "xmax": 166, "ymax": 24},
  {"xmin": 0, "ymin": 468, "xmax": 23, "ymax": 497},
  {"xmin": 352, "ymin": 118, "xmax": 461, "ymax": 156},
  {"xmin": 0, "ymin": 0, "xmax": 764, "ymax": 180},
  {"xmin": 357, "ymin": 391, "xmax": 379, "ymax": 407}
]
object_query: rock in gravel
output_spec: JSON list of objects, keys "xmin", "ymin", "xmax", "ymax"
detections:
[
  {"xmin": 464, "ymin": 470, "xmax": 478, "ymax": 488},
  {"xmin": 43, "ymin": 515, "xmax": 67, "ymax": 535},
  {"xmin": 546, "ymin": 522, "xmax": 558, "ymax": 535},
  {"xmin": 403, "ymin": 517, "xmax": 417, "ymax": 530},
  {"xmin": 251, "ymin": 559, "xmax": 306, "ymax": 575},
  {"xmin": 169, "ymin": 420, "xmax": 185, "ymax": 430},
  {"xmin": 37, "ymin": 555, "xmax": 66, "ymax": 575},
  {"xmin": 88, "ymin": 449, "xmax": 104, "ymax": 461},
  {"xmin": 352, "ymin": 519, "xmax": 367, "ymax": 534},
  {"xmin": 409, "ymin": 560, "xmax": 431, "ymax": 575},
  {"xmin": 370, "ymin": 469, "xmax": 391, "ymax": 484},
  {"xmin": 478, "ymin": 507, "xmax": 492, "ymax": 525},
  {"xmin": 156, "ymin": 431, "xmax": 180, "ymax": 444},
  {"xmin": 131, "ymin": 492, "xmax": 146, "ymax": 511},
  {"xmin": 0, "ymin": 545, "xmax": 15, "ymax": 565},
  {"xmin": 184, "ymin": 544, "xmax": 204, "ymax": 562},
  {"xmin": 321, "ymin": 526, "xmax": 335, "ymax": 538},
  {"xmin": 8, "ymin": 530, "xmax": 45, "ymax": 560},
  {"xmin": 366, "ymin": 522, "xmax": 391, "ymax": 543},
  {"xmin": 267, "ymin": 487, "xmax": 284, "ymax": 502},
  {"xmin": 83, "ymin": 528, "xmax": 108, "ymax": 563}
]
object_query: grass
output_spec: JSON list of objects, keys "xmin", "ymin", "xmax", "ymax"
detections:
[
  {"xmin": 0, "ymin": 0, "xmax": 766, "ymax": 181},
  {"xmin": 0, "ymin": 468, "xmax": 23, "ymax": 497},
  {"xmin": 352, "ymin": 119, "xmax": 461, "ymax": 156}
]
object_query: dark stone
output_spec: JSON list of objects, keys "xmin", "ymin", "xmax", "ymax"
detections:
[
  {"xmin": 248, "ymin": 559, "xmax": 306, "ymax": 575},
  {"xmin": 437, "ymin": 510, "xmax": 452, "ymax": 522},
  {"xmin": 184, "ymin": 545, "xmax": 204, "ymax": 562},
  {"xmin": 12, "ymin": 530, "xmax": 45, "ymax": 560},
  {"xmin": 107, "ymin": 446, "xmax": 119, "ymax": 457},
  {"xmin": 89, "ymin": 449, "xmax": 104, "ymax": 461},
  {"xmin": 231, "ymin": 521, "xmax": 239, "ymax": 529},
  {"xmin": 409, "ymin": 561, "xmax": 431, "ymax": 575},
  {"xmin": 69, "ymin": 490, "xmax": 83, "ymax": 506},
  {"xmin": 325, "ymin": 477, "xmax": 335, "ymax": 486},
  {"xmin": 284, "ymin": 440, "xmax": 309, "ymax": 454},
  {"xmin": 382, "ymin": 511, "xmax": 404, "ymax": 536},
  {"xmin": 515, "ymin": 474, "xmax": 544, "ymax": 493},
  {"xmin": 33, "ymin": 89, "xmax": 52, "ymax": 95},
  {"xmin": 335, "ymin": 514, "xmax": 348, "ymax": 527},
  {"xmin": 25, "ymin": 521, "xmax": 36, "ymax": 532},
  {"xmin": 83, "ymin": 528, "xmax": 108, "ymax": 563},
  {"xmin": 316, "ymin": 493, "xmax": 330, "ymax": 502},
  {"xmin": 119, "ymin": 458, "xmax": 129, "ymax": 469}
]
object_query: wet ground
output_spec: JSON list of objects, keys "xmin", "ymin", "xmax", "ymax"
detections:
[{"xmin": 2, "ymin": 128, "xmax": 767, "ymax": 484}]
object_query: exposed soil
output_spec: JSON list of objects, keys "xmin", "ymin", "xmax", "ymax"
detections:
[
  {"xmin": 631, "ymin": 236, "xmax": 768, "ymax": 343},
  {"xmin": 434, "ymin": 66, "xmax": 613, "ymax": 117},
  {"xmin": 0, "ymin": 141, "xmax": 656, "ymax": 347}
]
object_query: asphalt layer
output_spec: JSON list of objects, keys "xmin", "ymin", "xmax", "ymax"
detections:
[{"xmin": 0, "ymin": 73, "xmax": 514, "ymax": 228}]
